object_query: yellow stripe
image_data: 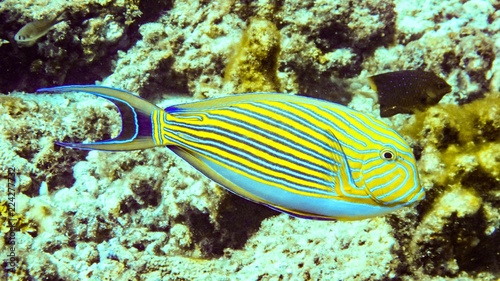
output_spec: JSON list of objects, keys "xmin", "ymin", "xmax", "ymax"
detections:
[
  {"xmin": 164, "ymin": 129, "xmax": 339, "ymax": 198},
  {"xmin": 165, "ymin": 122, "xmax": 333, "ymax": 193},
  {"xmin": 152, "ymin": 110, "xmax": 163, "ymax": 145}
]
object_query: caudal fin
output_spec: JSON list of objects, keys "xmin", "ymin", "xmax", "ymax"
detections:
[{"xmin": 37, "ymin": 85, "xmax": 162, "ymax": 151}]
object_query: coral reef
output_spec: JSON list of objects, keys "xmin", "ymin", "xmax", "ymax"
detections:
[
  {"xmin": 398, "ymin": 92, "xmax": 500, "ymax": 278},
  {"xmin": 0, "ymin": 0, "xmax": 499, "ymax": 280},
  {"xmin": 0, "ymin": 0, "xmax": 144, "ymax": 92},
  {"xmin": 363, "ymin": 0, "xmax": 500, "ymax": 103},
  {"xmin": 103, "ymin": 0, "xmax": 245, "ymax": 99},
  {"xmin": 276, "ymin": 0, "xmax": 397, "ymax": 103}
]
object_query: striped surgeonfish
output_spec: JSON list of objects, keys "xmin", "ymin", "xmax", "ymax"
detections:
[{"xmin": 38, "ymin": 85, "xmax": 424, "ymax": 220}]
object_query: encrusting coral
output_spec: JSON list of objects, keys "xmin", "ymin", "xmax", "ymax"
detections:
[{"xmin": 223, "ymin": 17, "xmax": 281, "ymax": 93}]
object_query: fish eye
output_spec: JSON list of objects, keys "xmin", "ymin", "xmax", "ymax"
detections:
[{"xmin": 380, "ymin": 147, "xmax": 397, "ymax": 161}]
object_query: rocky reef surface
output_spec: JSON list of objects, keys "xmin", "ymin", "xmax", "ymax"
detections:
[{"xmin": 0, "ymin": 0, "xmax": 499, "ymax": 280}]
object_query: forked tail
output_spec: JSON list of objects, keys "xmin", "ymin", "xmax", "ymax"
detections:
[{"xmin": 37, "ymin": 85, "xmax": 162, "ymax": 151}]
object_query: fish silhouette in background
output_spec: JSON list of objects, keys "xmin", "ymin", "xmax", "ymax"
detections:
[
  {"xmin": 14, "ymin": 12, "xmax": 65, "ymax": 47},
  {"xmin": 38, "ymin": 85, "xmax": 424, "ymax": 220},
  {"xmin": 368, "ymin": 70, "xmax": 452, "ymax": 117}
]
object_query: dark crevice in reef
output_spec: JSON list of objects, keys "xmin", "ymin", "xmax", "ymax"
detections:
[
  {"xmin": 416, "ymin": 210, "xmax": 500, "ymax": 277},
  {"xmin": 386, "ymin": 212, "xmax": 421, "ymax": 278},
  {"xmin": 139, "ymin": 56, "xmax": 190, "ymax": 101},
  {"xmin": 414, "ymin": 184, "xmax": 446, "ymax": 222},
  {"xmin": 461, "ymin": 168, "xmax": 500, "ymax": 206},
  {"xmin": 20, "ymin": 149, "xmax": 84, "ymax": 197},
  {"xmin": 313, "ymin": 2, "xmax": 396, "ymax": 69},
  {"xmin": 441, "ymin": 51, "xmax": 460, "ymax": 75},
  {"xmin": 436, "ymin": 125, "xmax": 460, "ymax": 150},
  {"xmin": 411, "ymin": 143, "xmax": 423, "ymax": 161},
  {"xmin": 179, "ymin": 193, "xmax": 278, "ymax": 257},
  {"xmin": 297, "ymin": 74, "xmax": 354, "ymax": 106}
]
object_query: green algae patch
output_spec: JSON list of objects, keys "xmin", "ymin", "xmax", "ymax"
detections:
[
  {"xmin": 402, "ymin": 92, "xmax": 500, "ymax": 187},
  {"xmin": 224, "ymin": 18, "xmax": 281, "ymax": 93}
]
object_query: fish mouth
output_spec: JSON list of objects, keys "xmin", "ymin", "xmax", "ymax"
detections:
[{"xmin": 404, "ymin": 185, "xmax": 425, "ymax": 206}]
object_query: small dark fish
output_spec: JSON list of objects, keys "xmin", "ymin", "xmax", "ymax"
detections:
[
  {"xmin": 14, "ymin": 12, "xmax": 65, "ymax": 47},
  {"xmin": 368, "ymin": 70, "xmax": 451, "ymax": 117}
]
